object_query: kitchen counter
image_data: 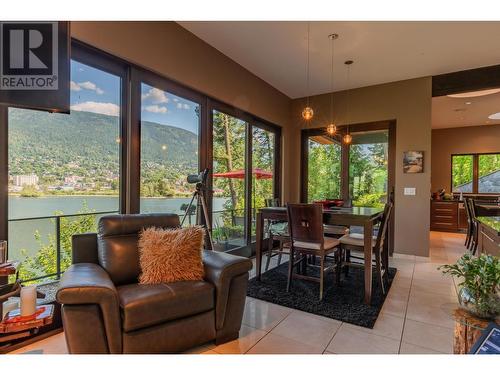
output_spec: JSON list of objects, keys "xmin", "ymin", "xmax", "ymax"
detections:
[
  {"xmin": 476, "ymin": 216, "xmax": 500, "ymax": 236},
  {"xmin": 476, "ymin": 216, "xmax": 500, "ymax": 256}
]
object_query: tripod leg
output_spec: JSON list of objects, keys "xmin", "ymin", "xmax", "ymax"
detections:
[
  {"xmin": 180, "ymin": 192, "xmax": 198, "ymax": 227},
  {"xmin": 199, "ymin": 190, "xmax": 215, "ymax": 250}
]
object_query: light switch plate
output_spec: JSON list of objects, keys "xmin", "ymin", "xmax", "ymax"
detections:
[{"xmin": 404, "ymin": 187, "xmax": 416, "ymax": 196}]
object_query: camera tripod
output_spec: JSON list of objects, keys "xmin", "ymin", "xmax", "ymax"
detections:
[{"xmin": 180, "ymin": 181, "xmax": 214, "ymax": 250}]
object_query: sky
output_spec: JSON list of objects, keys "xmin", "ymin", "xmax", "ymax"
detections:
[{"xmin": 69, "ymin": 60, "xmax": 200, "ymax": 135}]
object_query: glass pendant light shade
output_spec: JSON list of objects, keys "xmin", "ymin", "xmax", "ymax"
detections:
[
  {"xmin": 327, "ymin": 123, "xmax": 337, "ymax": 135},
  {"xmin": 302, "ymin": 106, "xmax": 314, "ymax": 121},
  {"xmin": 343, "ymin": 133, "xmax": 352, "ymax": 144}
]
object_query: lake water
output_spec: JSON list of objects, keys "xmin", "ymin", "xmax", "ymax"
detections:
[{"xmin": 8, "ymin": 195, "xmax": 227, "ymax": 260}]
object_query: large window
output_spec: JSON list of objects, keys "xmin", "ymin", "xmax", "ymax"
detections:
[
  {"xmin": 139, "ymin": 82, "xmax": 200, "ymax": 217},
  {"xmin": 452, "ymin": 153, "xmax": 500, "ymax": 193},
  {"xmin": 349, "ymin": 130, "xmax": 389, "ymax": 207},
  {"xmin": 1, "ymin": 41, "xmax": 282, "ymax": 283},
  {"xmin": 307, "ymin": 135, "xmax": 342, "ymax": 202},
  {"xmin": 478, "ymin": 154, "xmax": 500, "ymax": 193},
  {"xmin": 8, "ymin": 56, "xmax": 124, "ymax": 282},
  {"xmin": 451, "ymin": 155, "xmax": 474, "ymax": 193},
  {"xmin": 301, "ymin": 123, "xmax": 394, "ymax": 208}
]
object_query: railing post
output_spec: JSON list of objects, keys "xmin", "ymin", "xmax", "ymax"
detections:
[{"xmin": 56, "ymin": 216, "xmax": 61, "ymax": 280}]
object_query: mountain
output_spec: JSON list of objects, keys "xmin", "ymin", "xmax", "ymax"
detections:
[{"xmin": 8, "ymin": 108, "xmax": 198, "ymax": 188}]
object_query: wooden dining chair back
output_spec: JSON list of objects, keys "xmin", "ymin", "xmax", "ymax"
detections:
[
  {"xmin": 463, "ymin": 198, "xmax": 473, "ymax": 249},
  {"xmin": 287, "ymin": 203, "xmax": 324, "ymax": 246},
  {"xmin": 264, "ymin": 198, "xmax": 290, "ymax": 271},
  {"xmin": 265, "ymin": 198, "xmax": 281, "ymax": 207},
  {"xmin": 468, "ymin": 198, "xmax": 480, "ymax": 254},
  {"xmin": 373, "ymin": 202, "xmax": 393, "ymax": 256},
  {"xmin": 286, "ymin": 203, "xmax": 340, "ymax": 301},
  {"xmin": 339, "ymin": 202, "xmax": 393, "ymax": 294}
]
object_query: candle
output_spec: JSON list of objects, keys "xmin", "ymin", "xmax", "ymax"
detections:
[
  {"xmin": 2, "ymin": 298, "xmax": 19, "ymax": 320},
  {"xmin": 20, "ymin": 285, "xmax": 37, "ymax": 317}
]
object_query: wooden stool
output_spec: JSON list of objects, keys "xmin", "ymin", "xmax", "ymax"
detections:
[{"xmin": 453, "ymin": 309, "xmax": 499, "ymax": 354}]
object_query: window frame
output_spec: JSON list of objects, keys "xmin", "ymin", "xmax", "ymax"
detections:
[
  {"xmin": 451, "ymin": 152, "xmax": 500, "ymax": 194},
  {"xmin": 300, "ymin": 120, "xmax": 396, "ymax": 204}
]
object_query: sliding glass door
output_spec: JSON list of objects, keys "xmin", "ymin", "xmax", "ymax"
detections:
[
  {"xmin": 251, "ymin": 126, "xmax": 276, "ymax": 240},
  {"xmin": 212, "ymin": 110, "xmax": 248, "ymax": 251},
  {"xmin": 211, "ymin": 106, "xmax": 280, "ymax": 253}
]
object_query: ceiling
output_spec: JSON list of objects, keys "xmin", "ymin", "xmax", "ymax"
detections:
[
  {"xmin": 432, "ymin": 90, "xmax": 500, "ymax": 129},
  {"xmin": 179, "ymin": 21, "xmax": 500, "ymax": 99}
]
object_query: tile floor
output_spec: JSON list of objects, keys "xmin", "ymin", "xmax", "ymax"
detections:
[{"xmin": 10, "ymin": 231, "xmax": 466, "ymax": 355}]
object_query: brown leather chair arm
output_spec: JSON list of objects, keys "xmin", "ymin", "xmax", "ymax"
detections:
[
  {"xmin": 56, "ymin": 263, "xmax": 122, "ymax": 353},
  {"xmin": 202, "ymin": 250, "xmax": 252, "ymax": 330}
]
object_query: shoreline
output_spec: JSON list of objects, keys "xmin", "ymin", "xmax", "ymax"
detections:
[{"xmin": 8, "ymin": 194, "xmax": 192, "ymax": 199}]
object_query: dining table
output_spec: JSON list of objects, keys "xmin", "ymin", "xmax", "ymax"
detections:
[{"xmin": 255, "ymin": 206, "xmax": 385, "ymax": 304}]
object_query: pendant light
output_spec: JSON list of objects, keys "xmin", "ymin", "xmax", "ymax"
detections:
[
  {"xmin": 326, "ymin": 33, "xmax": 338, "ymax": 136},
  {"xmin": 302, "ymin": 22, "xmax": 314, "ymax": 121},
  {"xmin": 343, "ymin": 60, "xmax": 353, "ymax": 144}
]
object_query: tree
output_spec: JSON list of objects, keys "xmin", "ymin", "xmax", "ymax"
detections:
[
  {"xmin": 212, "ymin": 112, "xmax": 246, "ymax": 227},
  {"xmin": 307, "ymin": 140, "xmax": 342, "ymax": 202},
  {"xmin": 18, "ymin": 204, "xmax": 97, "ymax": 282}
]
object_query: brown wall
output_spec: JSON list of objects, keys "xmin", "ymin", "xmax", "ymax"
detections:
[
  {"xmin": 288, "ymin": 78, "xmax": 432, "ymax": 256},
  {"xmin": 431, "ymin": 124, "xmax": 500, "ymax": 192},
  {"xmin": 70, "ymin": 22, "xmax": 291, "ymax": 127}
]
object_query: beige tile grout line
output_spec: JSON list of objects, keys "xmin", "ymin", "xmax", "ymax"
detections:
[
  {"xmin": 322, "ymin": 321, "xmax": 343, "ymax": 354},
  {"xmin": 240, "ymin": 309, "xmax": 293, "ymax": 354},
  {"xmin": 397, "ymin": 260, "xmax": 415, "ymax": 354}
]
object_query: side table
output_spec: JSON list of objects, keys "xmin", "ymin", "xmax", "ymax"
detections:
[
  {"xmin": 0, "ymin": 304, "xmax": 55, "ymax": 352},
  {"xmin": 453, "ymin": 309, "xmax": 500, "ymax": 354}
]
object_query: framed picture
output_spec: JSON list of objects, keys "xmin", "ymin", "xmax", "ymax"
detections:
[{"xmin": 403, "ymin": 151, "xmax": 424, "ymax": 173}]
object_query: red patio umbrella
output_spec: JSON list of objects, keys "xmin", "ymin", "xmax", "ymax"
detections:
[
  {"xmin": 212, "ymin": 168, "xmax": 273, "ymax": 217},
  {"xmin": 212, "ymin": 168, "xmax": 273, "ymax": 179}
]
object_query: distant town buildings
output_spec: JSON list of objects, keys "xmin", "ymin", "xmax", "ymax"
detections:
[{"xmin": 12, "ymin": 174, "xmax": 39, "ymax": 187}]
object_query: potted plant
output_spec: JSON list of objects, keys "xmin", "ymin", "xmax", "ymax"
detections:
[{"xmin": 439, "ymin": 253, "xmax": 500, "ymax": 319}]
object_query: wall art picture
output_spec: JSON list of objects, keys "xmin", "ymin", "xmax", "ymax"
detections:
[{"xmin": 403, "ymin": 151, "xmax": 424, "ymax": 173}]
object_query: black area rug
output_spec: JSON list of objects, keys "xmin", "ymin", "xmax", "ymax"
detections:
[{"xmin": 247, "ymin": 262, "xmax": 397, "ymax": 328}]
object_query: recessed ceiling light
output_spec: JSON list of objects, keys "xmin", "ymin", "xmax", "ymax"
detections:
[
  {"xmin": 447, "ymin": 88, "xmax": 500, "ymax": 98},
  {"xmin": 488, "ymin": 112, "xmax": 500, "ymax": 120},
  {"xmin": 465, "ymin": 101, "xmax": 472, "ymax": 105}
]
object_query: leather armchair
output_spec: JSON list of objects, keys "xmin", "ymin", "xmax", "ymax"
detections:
[{"xmin": 56, "ymin": 213, "xmax": 252, "ymax": 354}]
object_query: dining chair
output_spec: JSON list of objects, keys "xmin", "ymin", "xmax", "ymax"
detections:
[
  {"xmin": 286, "ymin": 203, "xmax": 340, "ymax": 301},
  {"xmin": 463, "ymin": 198, "xmax": 473, "ymax": 249},
  {"xmin": 338, "ymin": 202, "xmax": 393, "ymax": 294},
  {"xmin": 468, "ymin": 198, "xmax": 480, "ymax": 255},
  {"xmin": 264, "ymin": 198, "xmax": 290, "ymax": 271}
]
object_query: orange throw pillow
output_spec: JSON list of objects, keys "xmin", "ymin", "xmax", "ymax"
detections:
[{"xmin": 138, "ymin": 226, "xmax": 205, "ymax": 284}]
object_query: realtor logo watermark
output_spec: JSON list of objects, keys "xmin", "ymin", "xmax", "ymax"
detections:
[{"xmin": 0, "ymin": 22, "xmax": 58, "ymax": 90}]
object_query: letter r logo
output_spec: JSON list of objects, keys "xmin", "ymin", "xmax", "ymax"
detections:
[
  {"xmin": 1, "ymin": 22, "xmax": 54, "ymax": 75},
  {"xmin": 0, "ymin": 22, "xmax": 58, "ymax": 90}
]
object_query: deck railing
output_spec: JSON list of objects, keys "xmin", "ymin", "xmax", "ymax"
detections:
[
  {"xmin": 7, "ymin": 208, "xmax": 257, "ymax": 283},
  {"xmin": 8, "ymin": 210, "xmax": 118, "ymax": 283}
]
